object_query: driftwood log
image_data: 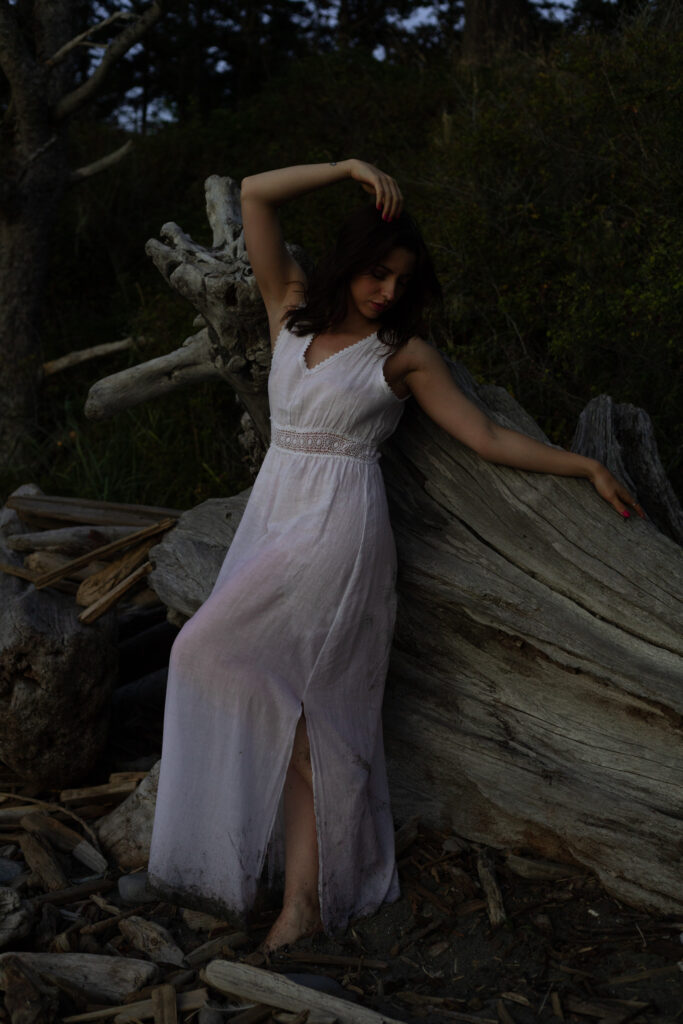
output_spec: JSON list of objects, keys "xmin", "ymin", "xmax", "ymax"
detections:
[
  {"xmin": 0, "ymin": 487, "xmax": 118, "ymax": 787},
  {"xmin": 0, "ymin": 951, "xmax": 159, "ymax": 1003},
  {"xmin": 86, "ymin": 176, "xmax": 683, "ymax": 917}
]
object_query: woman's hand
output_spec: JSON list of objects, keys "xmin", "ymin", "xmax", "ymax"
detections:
[
  {"xmin": 589, "ymin": 463, "xmax": 645, "ymax": 519},
  {"xmin": 349, "ymin": 159, "xmax": 403, "ymax": 220}
]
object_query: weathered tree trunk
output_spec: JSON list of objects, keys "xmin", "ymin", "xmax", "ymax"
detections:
[
  {"xmin": 0, "ymin": 2, "xmax": 161, "ymax": 474},
  {"xmin": 0, "ymin": 2, "xmax": 72, "ymax": 466},
  {"xmin": 86, "ymin": 177, "xmax": 683, "ymax": 916}
]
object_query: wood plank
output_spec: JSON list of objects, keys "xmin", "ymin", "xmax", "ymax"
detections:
[
  {"xmin": 23, "ymin": 550, "xmax": 107, "ymax": 581},
  {"xmin": 109, "ymin": 771, "xmax": 149, "ymax": 784},
  {"xmin": 6, "ymin": 525, "xmax": 138, "ymax": 555},
  {"xmin": 78, "ymin": 561, "xmax": 153, "ymax": 623},
  {"xmin": 76, "ymin": 540, "xmax": 156, "ymax": 607},
  {"xmin": 204, "ymin": 960, "xmax": 407, "ymax": 1024},
  {"xmin": 6, "ymin": 494, "xmax": 182, "ymax": 528},
  {"xmin": 33, "ymin": 518, "xmax": 174, "ymax": 591},
  {"xmin": 60, "ymin": 780, "xmax": 138, "ymax": 805},
  {"xmin": 151, "ymin": 984, "xmax": 178, "ymax": 1024},
  {"xmin": 0, "ymin": 561, "xmax": 38, "ymax": 582},
  {"xmin": 18, "ymin": 832, "xmax": 69, "ymax": 892}
]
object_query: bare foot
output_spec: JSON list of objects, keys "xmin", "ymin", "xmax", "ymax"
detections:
[{"xmin": 260, "ymin": 899, "xmax": 323, "ymax": 953}]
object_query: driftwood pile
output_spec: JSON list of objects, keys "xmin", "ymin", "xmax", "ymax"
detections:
[
  {"xmin": 0, "ymin": 760, "xmax": 680, "ymax": 1024},
  {"xmin": 0, "ymin": 490, "xmax": 177, "ymax": 623},
  {"xmin": 0, "ymin": 487, "xmax": 177, "ymax": 788}
]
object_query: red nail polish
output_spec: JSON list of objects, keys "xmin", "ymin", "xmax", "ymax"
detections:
[{"xmin": 621, "ymin": 510, "xmax": 630, "ymax": 518}]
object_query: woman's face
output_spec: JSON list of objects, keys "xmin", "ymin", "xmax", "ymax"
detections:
[{"xmin": 348, "ymin": 247, "xmax": 416, "ymax": 321}]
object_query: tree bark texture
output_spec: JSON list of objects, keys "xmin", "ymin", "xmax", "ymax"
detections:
[
  {"xmin": 0, "ymin": 1, "xmax": 160, "ymax": 473},
  {"xmin": 88, "ymin": 177, "xmax": 683, "ymax": 916}
]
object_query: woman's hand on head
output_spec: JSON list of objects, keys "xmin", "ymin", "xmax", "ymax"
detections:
[
  {"xmin": 589, "ymin": 463, "xmax": 645, "ymax": 520},
  {"xmin": 349, "ymin": 159, "xmax": 403, "ymax": 220}
]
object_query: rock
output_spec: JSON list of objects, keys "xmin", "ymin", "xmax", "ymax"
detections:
[{"xmin": 117, "ymin": 871, "xmax": 158, "ymax": 904}]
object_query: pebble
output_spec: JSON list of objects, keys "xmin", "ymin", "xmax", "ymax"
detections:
[
  {"xmin": 117, "ymin": 871, "xmax": 157, "ymax": 904},
  {"xmin": 0, "ymin": 857, "xmax": 23, "ymax": 883}
]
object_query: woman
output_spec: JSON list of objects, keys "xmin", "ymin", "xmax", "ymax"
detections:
[{"xmin": 148, "ymin": 159, "xmax": 642, "ymax": 953}]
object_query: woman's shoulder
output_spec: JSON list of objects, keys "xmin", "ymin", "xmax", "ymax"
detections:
[{"xmin": 385, "ymin": 334, "xmax": 441, "ymax": 372}]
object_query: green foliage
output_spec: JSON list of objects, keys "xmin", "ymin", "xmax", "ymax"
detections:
[
  {"xmin": 24, "ymin": 49, "xmax": 447, "ymax": 508},
  {"xmin": 16, "ymin": 9, "xmax": 683, "ymax": 508},
  {"xmin": 424, "ymin": 7, "xmax": 683, "ymax": 487}
]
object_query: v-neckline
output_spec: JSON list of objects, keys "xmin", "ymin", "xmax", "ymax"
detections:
[{"xmin": 301, "ymin": 331, "xmax": 377, "ymax": 374}]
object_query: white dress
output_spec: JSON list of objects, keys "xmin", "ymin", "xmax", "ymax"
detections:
[{"xmin": 148, "ymin": 323, "xmax": 409, "ymax": 934}]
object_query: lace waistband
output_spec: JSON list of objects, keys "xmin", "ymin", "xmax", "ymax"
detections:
[{"xmin": 271, "ymin": 424, "xmax": 378, "ymax": 463}]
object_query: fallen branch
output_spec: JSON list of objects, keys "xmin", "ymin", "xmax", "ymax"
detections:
[
  {"xmin": 78, "ymin": 559, "xmax": 152, "ymax": 622},
  {"xmin": 34, "ymin": 518, "xmax": 174, "ymax": 591},
  {"xmin": 204, "ymin": 960, "xmax": 407, "ymax": 1024},
  {"xmin": 42, "ymin": 338, "xmax": 142, "ymax": 376}
]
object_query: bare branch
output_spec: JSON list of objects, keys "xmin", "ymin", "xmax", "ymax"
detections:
[
  {"xmin": 55, "ymin": 2, "xmax": 162, "ymax": 121},
  {"xmin": 84, "ymin": 330, "xmax": 224, "ymax": 421},
  {"xmin": 42, "ymin": 337, "xmax": 145, "ymax": 377},
  {"xmin": 45, "ymin": 10, "xmax": 135, "ymax": 68},
  {"xmin": 69, "ymin": 139, "xmax": 133, "ymax": 183}
]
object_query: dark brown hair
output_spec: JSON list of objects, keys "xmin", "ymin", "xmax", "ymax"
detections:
[{"xmin": 286, "ymin": 204, "xmax": 442, "ymax": 349}]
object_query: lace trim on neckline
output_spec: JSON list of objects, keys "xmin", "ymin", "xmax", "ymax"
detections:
[{"xmin": 301, "ymin": 331, "xmax": 377, "ymax": 373}]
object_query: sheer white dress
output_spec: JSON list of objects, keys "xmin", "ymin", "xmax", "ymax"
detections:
[{"xmin": 148, "ymin": 322, "xmax": 409, "ymax": 934}]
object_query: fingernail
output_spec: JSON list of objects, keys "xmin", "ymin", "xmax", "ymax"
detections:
[{"xmin": 621, "ymin": 510, "xmax": 630, "ymax": 518}]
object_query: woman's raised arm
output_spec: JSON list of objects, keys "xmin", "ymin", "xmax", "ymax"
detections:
[
  {"xmin": 400, "ymin": 338, "xmax": 644, "ymax": 520},
  {"xmin": 240, "ymin": 160, "xmax": 403, "ymax": 342}
]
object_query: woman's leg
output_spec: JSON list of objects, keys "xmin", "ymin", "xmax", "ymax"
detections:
[{"xmin": 261, "ymin": 713, "xmax": 323, "ymax": 950}]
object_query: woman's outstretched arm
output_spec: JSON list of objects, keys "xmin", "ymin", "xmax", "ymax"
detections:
[
  {"xmin": 240, "ymin": 160, "xmax": 402, "ymax": 340},
  {"xmin": 401, "ymin": 337, "xmax": 644, "ymax": 519}
]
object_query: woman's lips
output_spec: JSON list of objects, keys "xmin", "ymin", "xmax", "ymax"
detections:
[{"xmin": 370, "ymin": 301, "xmax": 386, "ymax": 312}]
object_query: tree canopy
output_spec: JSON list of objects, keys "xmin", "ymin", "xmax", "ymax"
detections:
[{"xmin": 0, "ymin": 0, "xmax": 680, "ymax": 507}]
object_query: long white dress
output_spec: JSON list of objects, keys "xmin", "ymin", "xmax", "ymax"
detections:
[{"xmin": 148, "ymin": 323, "xmax": 409, "ymax": 934}]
